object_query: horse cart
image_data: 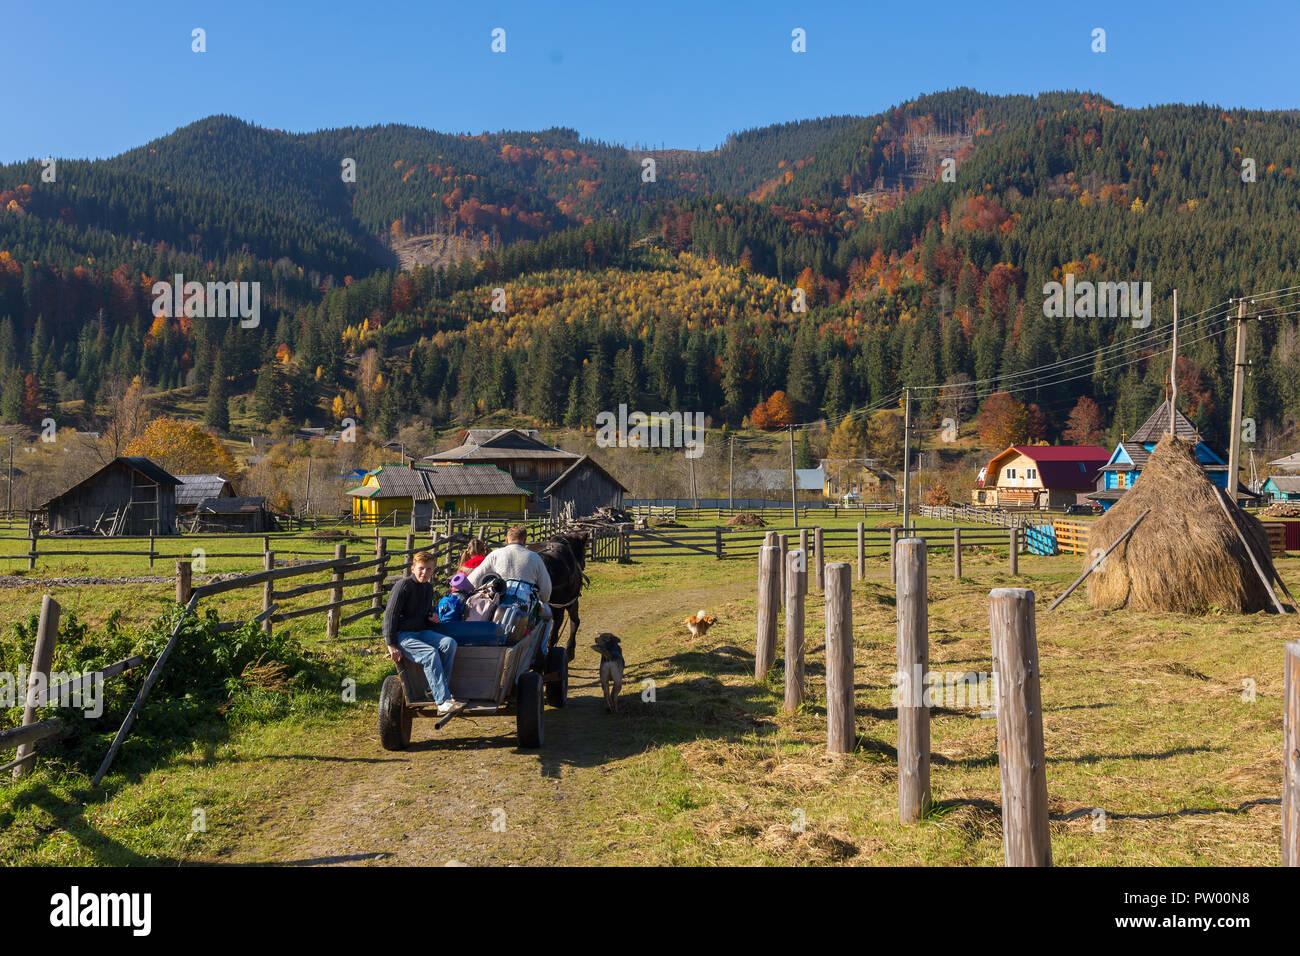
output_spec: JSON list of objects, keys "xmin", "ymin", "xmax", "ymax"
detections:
[{"xmin": 378, "ymin": 590, "xmax": 568, "ymax": 750}]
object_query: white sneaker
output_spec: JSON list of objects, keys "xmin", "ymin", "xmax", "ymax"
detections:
[{"xmin": 437, "ymin": 699, "xmax": 458, "ymax": 715}]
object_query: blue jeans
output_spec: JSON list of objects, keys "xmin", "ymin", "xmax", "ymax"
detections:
[{"xmin": 397, "ymin": 631, "xmax": 457, "ymax": 704}]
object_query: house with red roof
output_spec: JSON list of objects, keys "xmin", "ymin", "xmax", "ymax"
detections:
[{"xmin": 972, "ymin": 444, "xmax": 1110, "ymax": 511}]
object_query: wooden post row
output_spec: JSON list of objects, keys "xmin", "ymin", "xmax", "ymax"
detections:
[
  {"xmin": 262, "ymin": 551, "xmax": 274, "ymax": 634},
  {"xmin": 755, "ymin": 544, "xmax": 780, "ymax": 681},
  {"xmin": 814, "ymin": 526, "xmax": 824, "ymax": 593},
  {"xmin": 989, "ymin": 587, "xmax": 1051, "ymax": 866},
  {"xmin": 896, "ymin": 538, "xmax": 931, "ymax": 823},
  {"xmin": 778, "ymin": 534, "xmax": 788, "ymax": 607},
  {"xmin": 785, "ymin": 549, "xmax": 806, "ymax": 714},
  {"xmin": 175, "ymin": 560, "xmax": 192, "ymax": 604},
  {"xmin": 326, "ymin": 544, "xmax": 346, "ymax": 638},
  {"xmin": 825, "ymin": 563, "xmax": 854, "ymax": 754},
  {"xmin": 13, "ymin": 595, "xmax": 59, "ymax": 778},
  {"xmin": 856, "ymin": 522, "xmax": 865, "ymax": 582},
  {"xmin": 799, "ymin": 529, "xmax": 809, "ymax": 596},
  {"xmin": 373, "ymin": 537, "xmax": 388, "ymax": 619},
  {"xmin": 889, "ymin": 527, "xmax": 899, "ymax": 584}
]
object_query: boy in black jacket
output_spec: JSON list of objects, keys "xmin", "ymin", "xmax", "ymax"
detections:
[{"xmin": 383, "ymin": 551, "xmax": 458, "ymax": 714}]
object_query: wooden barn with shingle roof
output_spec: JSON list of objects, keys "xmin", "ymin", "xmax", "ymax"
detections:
[{"xmin": 423, "ymin": 429, "xmax": 579, "ymax": 509}]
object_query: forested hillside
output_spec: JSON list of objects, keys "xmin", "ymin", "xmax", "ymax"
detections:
[{"xmin": 4, "ymin": 88, "xmax": 1300, "ymax": 456}]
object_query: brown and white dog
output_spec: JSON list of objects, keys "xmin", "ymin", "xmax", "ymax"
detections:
[
  {"xmin": 684, "ymin": 609, "xmax": 717, "ymax": 639},
  {"xmin": 591, "ymin": 633, "xmax": 624, "ymax": 714}
]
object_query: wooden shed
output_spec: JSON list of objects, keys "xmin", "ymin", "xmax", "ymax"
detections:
[
  {"xmin": 39, "ymin": 457, "xmax": 179, "ymax": 535},
  {"xmin": 174, "ymin": 474, "xmax": 236, "ymax": 514},
  {"xmin": 192, "ymin": 496, "xmax": 272, "ymax": 533},
  {"xmin": 545, "ymin": 455, "xmax": 629, "ymax": 518}
]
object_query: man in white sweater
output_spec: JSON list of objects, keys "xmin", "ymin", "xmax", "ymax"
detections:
[{"xmin": 467, "ymin": 526, "xmax": 553, "ymax": 603}]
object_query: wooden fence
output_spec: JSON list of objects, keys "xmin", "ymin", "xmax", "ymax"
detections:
[{"xmin": 0, "ymin": 513, "xmax": 571, "ymax": 574}]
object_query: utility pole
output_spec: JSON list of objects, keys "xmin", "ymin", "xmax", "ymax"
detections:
[
  {"xmin": 902, "ymin": 388, "xmax": 912, "ymax": 531},
  {"xmin": 1169, "ymin": 289, "xmax": 1178, "ymax": 436},
  {"xmin": 687, "ymin": 446, "xmax": 698, "ymax": 510},
  {"xmin": 789, "ymin": 425, "xmax": 798, "ymax": 528},
  {"xmin": 728, "ymin": 436, "xmax": 734, "ymax": 512},
  {"xmin": 1227, "ymin": 298, "xmax": 1248, "ymax": 503}
]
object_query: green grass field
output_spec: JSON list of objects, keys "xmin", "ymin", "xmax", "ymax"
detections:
[{"xmin": 0, "ymin": 530, "xmax": 1291, "ymax": 866}]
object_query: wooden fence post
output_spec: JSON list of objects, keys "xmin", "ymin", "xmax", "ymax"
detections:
[
  {"xmin": 148, "ymin": 529, "xmax": 155, "ymax": 569},
  {"xmin": 326, "ymin": 544, "xmax": 346, "ymax": 638},
  {"xmin": 404, "ymin": 531, "xmax": 414, "ymax": 560},
  {"xmin": 28, "ymin": 524, "xmax": 37, "ymax": 572},
  {"xmin": 785, "ymin": 549, "xmax": 807, "ymax": 713},
  {"xmin": 1285, "ymin": 640, "xmax": 1300, "ymax": 866},
  {"xmin": 825, "ymin": 563, "xmax": 854, "ymax": 754},
  {"xmin": 778, "ymin": 534, "xmax": 788, "ymax": 607},
  {"xmin": 1008, "ymin": 528, "xmax": 1019, "ymax": 575},
  {"xmin": 13, "ymin": 595, "xmax": 59, "ymax": 778},
  {"xmin": 175, "ymin": 560, "xmax": 192, "ymax": 604},
  {"xmin": 889, "ymin": 527, "xmax": 899, "ymax": 584},
  {"xmin": 989, "ymin": 587, "xmax": 1051, "ymax": 866},
  {"xmin": 262, "ymin": 535, "xmax": 270, "ymax": 557},
  {"xmin": 856, "ymin": 522, "xmax": 865, "ymax": 581},
  {"xmin": 953, "ymin": 528, "xmax": 962, "ymax": 579},
  {"xmin": 373, "ymin": 536, "xmax": 388, "ymax": 618},
  {"xmin": 799, "ymin": 529, "xmax": 809, "ymax": 595},
  {"xmin": 896, "ymin": 538, "xmax": 931, "ymax": 823},
  {"xmin": 262, "ymin": 551, "xmax": 274, "ymax": 635},
  {"xmin": 714, "ymin": 527, "xmax": 722, "ymax": 559},
  {"xmin": 814, "ymin": 526, "xmax": 824, "ymax": 593},
  {"xmin": 755, "ymin": 544, "xmax": 780, "ymax": 681}
]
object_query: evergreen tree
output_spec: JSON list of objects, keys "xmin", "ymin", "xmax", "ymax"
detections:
[{"xmin": 205, "ymin": 353, "xmax": 229, "ymax": 431}]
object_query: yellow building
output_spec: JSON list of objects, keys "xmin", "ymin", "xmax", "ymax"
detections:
[{"xmin": 347, "ymin": 464, "xmax": 529, "ymax": 526}]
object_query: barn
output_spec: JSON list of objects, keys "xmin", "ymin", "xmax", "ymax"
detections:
[
  {"xmin": 544, "ymin": 455, "xmax": 629, "ymax": 518},
  {"xmin": 39, "ymin": 457, "xmax": 179, "ymax": 535}
]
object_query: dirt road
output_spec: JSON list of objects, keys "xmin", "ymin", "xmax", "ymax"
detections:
[{"xmin": 204, "ymin": 580, "xmax": 736, "ymax": 866}]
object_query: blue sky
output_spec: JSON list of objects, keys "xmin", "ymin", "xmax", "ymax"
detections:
[{"xmin": 4, "ymin": 0, "xmax": 1299, "ymax": 163}]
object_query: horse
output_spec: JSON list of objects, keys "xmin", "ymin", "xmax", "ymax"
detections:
[{"xmin": 531, "ymin": 529, "xmax": 589, "ymax": 662}]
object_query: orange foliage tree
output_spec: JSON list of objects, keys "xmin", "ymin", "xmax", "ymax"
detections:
[
  {"xmin": 977, "ymin": 391, "xmax": 1030, "ymax": 448},
  {"xmin": 125, "ymin": 418, "xmax": 241, "ymax": 478}
]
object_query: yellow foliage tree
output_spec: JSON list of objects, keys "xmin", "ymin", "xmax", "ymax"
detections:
[{"xmin": 125, "ymin": 418, "xmax": 241, "ymax": 478}]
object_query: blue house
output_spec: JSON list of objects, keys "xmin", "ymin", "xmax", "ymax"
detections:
[
  {"xmin": 1087, "ymin": 400, "xmax": 1249, "ymax": 510},
  {"xmin": 1262, "ymin": 475, "xmax": 1300, "ymax": 501}
]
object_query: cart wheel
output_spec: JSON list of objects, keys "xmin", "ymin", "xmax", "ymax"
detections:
[
  {"xmin": 516, "ymin": 671, "xmax": 544, "ymax": 748},
  {"xmin": 545, "ymin": 644, "xmax": 567, "ymax": 708},
  {"xmin": 379, "ymin": 674, "xmax": 412, "ymax": 751}
]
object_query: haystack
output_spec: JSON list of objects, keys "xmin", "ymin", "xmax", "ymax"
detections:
[
  {"xmin": 1086, "ymin": 435, "xmax": 1280, "ymax": 613},
  {"xmin": 726, "ymin": 512, "xmax": 767, "ymax": 528}
]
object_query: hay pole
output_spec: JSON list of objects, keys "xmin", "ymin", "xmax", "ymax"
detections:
[
  {"xmin": 1210, "ymin": 487, "xmax": 1288, "ymax": 614},
  {"xmin": 1047, "ymin": 510, "xmax": 1149, "ymax": 612}
]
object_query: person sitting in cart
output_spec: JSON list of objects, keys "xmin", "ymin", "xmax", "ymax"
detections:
[
  {"xmin": 383, "ymin": 551, "xmax": 458, "ymax": 715},
  {"xmin": 467, "ymin": 526, "xmax": 553, "ymax": 605}
]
